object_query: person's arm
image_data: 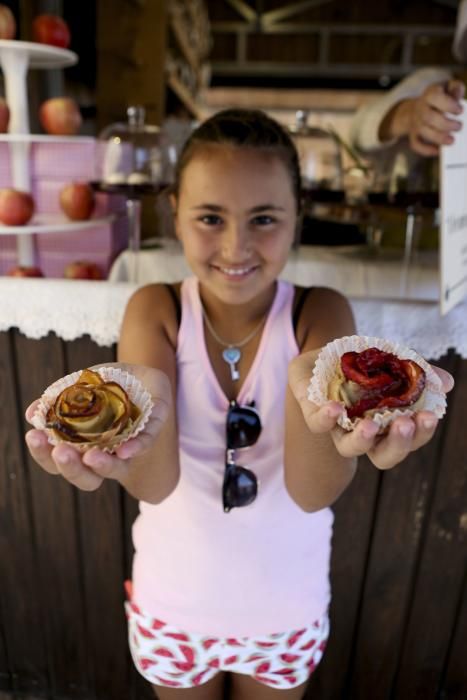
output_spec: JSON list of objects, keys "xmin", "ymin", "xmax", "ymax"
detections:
[
  {"xmin": 378, "ymin": 78, "xmax": 465, "ymax": 156},
  {"xmin": 25, "ymin": 284, "xmax": 180, "ymax": 504},
  {"xmin": 349, "ymin": 67, "xmax": 454, "ymax": 154},
  {"xmin": 284, "ymin": 289, "xmax": 454, "ymax": 512},
  {"xmin": 112, "ymin": 284, "xmax": 180, "ymax": 501},
  {"xmin": 284, "ymin": 288, "xmax": 357, "ymax": 512}
]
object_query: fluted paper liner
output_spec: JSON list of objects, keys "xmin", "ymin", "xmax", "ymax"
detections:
[
  {"xmin": 32, "ymin": 366, "xmax": 154, "ymax": 452},
  {"xmin": 308, "ymin": 335, "xmax": 447, "ymax": 432}
]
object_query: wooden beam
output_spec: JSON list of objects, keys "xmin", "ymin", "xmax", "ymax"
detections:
[
  {"xmin": 261, "ymin": 0, "xmax": 333, "ymax": 27},
  {"xmin": 225, "ymin": 0, "xmax": 257, "ymax": 23}
]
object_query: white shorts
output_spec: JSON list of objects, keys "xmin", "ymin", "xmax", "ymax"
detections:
[{"xmin": 125, "ymin": 594, "xmax": 329, "ymax": 690}]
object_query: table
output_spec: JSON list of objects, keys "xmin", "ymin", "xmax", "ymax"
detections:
[{"xmin": 109, "ymin": 241, "xmax": 440, "ymax": 301}]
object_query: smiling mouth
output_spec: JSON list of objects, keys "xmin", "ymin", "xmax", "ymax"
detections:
[{"xmin": 211, "ymin": 264, "xmax": 258, "ymax": 277}]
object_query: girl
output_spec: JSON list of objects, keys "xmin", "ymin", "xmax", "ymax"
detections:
[{"xmin": 25, "ymin": 109, "xmax": 453, "ymax": 700}]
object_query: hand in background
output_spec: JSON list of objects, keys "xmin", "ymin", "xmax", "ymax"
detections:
[
  {"xmin": 24, "ymin": 363, "xmax": 172, "ymax": 491},
  {"xmin": 289, "ymin": 351, "xmax": 454, "ymax": 471},
  {"xmin": 380, "ymin": 78, "xmax": 465, "ymax": 156}
]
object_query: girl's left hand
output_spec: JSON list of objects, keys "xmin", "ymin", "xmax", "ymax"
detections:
[{"xmin": 288, "ymin": 350, "xmax": 454, "ymax": 470}]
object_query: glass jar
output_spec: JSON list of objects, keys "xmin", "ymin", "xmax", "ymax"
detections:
[
  {"xmin": 288, "ymin": 110, "xmax": 343, "ymax": 192},
  {"xmin": 96, "ymin": 105, "xmax": 165, "ymax": 189}
]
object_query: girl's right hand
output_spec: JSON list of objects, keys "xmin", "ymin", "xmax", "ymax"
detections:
[{"xmin": 24, "ymin": 363, "xmax": 172, "ymax": 492}]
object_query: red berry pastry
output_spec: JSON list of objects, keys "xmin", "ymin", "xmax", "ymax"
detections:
[
  {"xmin": 329, "ymin": 347, "xmax": 426, "ymax": 419},
  {"xmin": 308, "ymin": 336, "xmax": 447, "ymax": 433}
]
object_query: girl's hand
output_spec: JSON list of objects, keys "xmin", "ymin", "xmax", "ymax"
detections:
[
  {"xmin": 24, "ymin": 363, "xmax": 172, "ymax": 491},
  {"xmin": 288, "ymin": 351, "xmax": 454, "ymax": 471}
]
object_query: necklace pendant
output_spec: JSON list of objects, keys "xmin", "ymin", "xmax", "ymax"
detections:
[{"xmin": 223, "ymin": 347, "xmax": 241, "ymax": 381}]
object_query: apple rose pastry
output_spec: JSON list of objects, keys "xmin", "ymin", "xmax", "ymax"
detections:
[
  {"xmin": 308, "ymin": 335, "xmax": 447, "ymax": 433},
  {"xmin": 33, "ymin": 367, "xmax": 153, "ymax": 451}
]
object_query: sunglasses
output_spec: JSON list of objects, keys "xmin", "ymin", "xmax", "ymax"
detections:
[{"xmin": 223, "ymin": 400, "xmax": 262, "ymax": 513}]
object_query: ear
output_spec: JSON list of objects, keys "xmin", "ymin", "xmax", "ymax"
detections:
[{"xmin": 169, "ymin": 193, "xmax": 181, "ymax": 240}]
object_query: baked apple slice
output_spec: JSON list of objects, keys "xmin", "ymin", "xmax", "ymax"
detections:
[{"xmin": 45, "ymin": 367, "xmax": 139, "ymax": 445}]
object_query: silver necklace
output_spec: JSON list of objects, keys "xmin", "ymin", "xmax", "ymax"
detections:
[{"xmin": 201, "ymin": 305, "xmax": 267, "ymax": 381}]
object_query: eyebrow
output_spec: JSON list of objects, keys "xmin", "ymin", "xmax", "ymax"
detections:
[{"xmin": 191, "ymin": 204, "xmax": 286, "ymax": 213}]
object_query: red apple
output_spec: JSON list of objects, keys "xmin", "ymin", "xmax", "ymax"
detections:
[
  {"xmin": 63, "ymin": 261, "xmax": 103, "ymax": 280},
  {"xmin": 0, "ymin": 4, "xmax": 16, "ymax": 40},
  {"xmin": 0, "ymin": 97, "xmax": 9, "ymax": 133},
  {"xmin": 32, "ymin": 14, "xmax": 70, "ymax": 48},
  {"xmin": 59, "ymin": 182, "xmax": 95, "ymax": 221},
  {"xmin": 39, "ymin": 97, "xmax": 82, "ymax": 136},
  {"xmin": 0, "ymin": 189, "xmax": 35, "ymax": 226},
  {"xmin": 7, "ymin": 265, "xmax": 43, "ymax": 277}
]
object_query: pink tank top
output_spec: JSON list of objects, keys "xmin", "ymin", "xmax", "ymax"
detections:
[{"xmin": 132, "ymin": 277, "xmax": 333, "ymax": 637}]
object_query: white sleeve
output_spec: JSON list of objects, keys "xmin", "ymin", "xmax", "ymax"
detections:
[{"xmin": 349, "ymin": 67, "xmax": 453, "ymax": 154}]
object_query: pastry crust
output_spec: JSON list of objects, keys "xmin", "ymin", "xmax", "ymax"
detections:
[
  {"xmin": 32, "ymin": 366, "xmax": 153, "ymax": 452},
  {"xmin": 45, "ymin": 368, "xmax": 140, "ymax": 446},
  {"xmin": 307, "ymin": 335, "xmax": 447, "ymax": 433}
]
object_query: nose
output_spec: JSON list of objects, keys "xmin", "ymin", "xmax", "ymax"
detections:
[{"xmin": 222, "ymin": 221, "xmax": 251, "ymax": 261}]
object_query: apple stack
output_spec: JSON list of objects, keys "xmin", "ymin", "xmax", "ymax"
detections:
[{"xmin": 0, "ymin": 7, "xmax": 129, "ymax": 278}]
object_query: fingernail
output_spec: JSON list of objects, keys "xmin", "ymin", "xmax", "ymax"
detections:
[
  {"xmin": 120, "ymin": 443, "xmax": 138, "ymax": 458},
  {"xmin": 59, "ymin": 454, "xmax": 70, "ymax": 465},
  {"xmin": 422, "ymin": 418, "xmax": 436, "ymax": 430},
  {"xmin": 26, "ymin": 434, "xmax": 40, "ymax": 448},
  {"xmin": 398, "ymin": 424, "xmax": 414, "ymax": 438}
]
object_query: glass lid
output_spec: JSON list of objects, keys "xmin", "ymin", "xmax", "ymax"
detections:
[{"xmin": 96, "ymin": 105, "xmax": 165, "ymax": 187}]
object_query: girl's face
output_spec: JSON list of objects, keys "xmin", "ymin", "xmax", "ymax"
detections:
[{"xmin": 172, "ymin": 144, "xmax": 297, "ymax": 306}]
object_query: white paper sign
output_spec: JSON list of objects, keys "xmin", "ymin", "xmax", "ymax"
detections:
[{"xmin": 440, "ymin": 99, "xmax": 467, "ymax": 315}]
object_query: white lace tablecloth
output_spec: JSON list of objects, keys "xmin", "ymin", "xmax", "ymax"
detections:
[{"xmin": 0, "ymin": 277, "xmax": 466, "ymax": 358}]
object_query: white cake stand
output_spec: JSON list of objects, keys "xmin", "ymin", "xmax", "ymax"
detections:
[
  {"xmin": 0, "ymin": 214, "xmax": 115, "ymax": 236},
  {"xmin": 0, "ymin": 40, "xmax": 79, "ymax": 265},
  {"xmin": 0, "ymin": 40, "xmax": 77, "ymax": 133}
]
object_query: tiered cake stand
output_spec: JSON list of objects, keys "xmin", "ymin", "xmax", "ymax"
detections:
[{"xmin": 0, "ymin": 39, "xmax": 112, "ymax": 267}]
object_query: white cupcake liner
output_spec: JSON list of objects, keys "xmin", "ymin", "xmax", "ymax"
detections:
[
  {"xmin": 308, "ymin": 335, "xmax": 447, "ymax": 432},
  {"xmin": 32, "ymin": 366, "xmax": 154, "ymax": 453}
]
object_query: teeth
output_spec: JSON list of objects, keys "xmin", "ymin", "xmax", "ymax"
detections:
[{"xmin": 219, "ymin": 266, "xmax": 252, "ymax": 276}]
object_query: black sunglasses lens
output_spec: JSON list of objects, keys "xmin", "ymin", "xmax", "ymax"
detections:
[
  {"xmin": 223, "ymin": 466, "xmax": 257, "ymax": 512},
  {"xmin": 227, "ymin": 405, "xmax": 262, "ymax": 449}
]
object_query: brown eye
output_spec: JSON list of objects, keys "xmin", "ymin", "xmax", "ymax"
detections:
[
  {"xmin": 251, "ymin": 215, "xmax": 275, "ymax": 226},
  {"xmin": 199, "ymin": 214, "xmax": 223, "ymax": 225}
]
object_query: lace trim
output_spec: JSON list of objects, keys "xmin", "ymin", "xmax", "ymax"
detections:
[
  {"xmin": 0, "ymin": 279, "xmax": 465, "ymax": 358},
  {"xmin": 0, "ymin": 279, "xmax": 137, "ymax": 347}
]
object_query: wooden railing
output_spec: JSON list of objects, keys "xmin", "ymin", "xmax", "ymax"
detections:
[{"xmin": 0, "ymin": 330, "xmax": 465, "ymax": 699}]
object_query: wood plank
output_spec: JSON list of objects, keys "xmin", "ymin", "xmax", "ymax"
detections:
[
  {"xmin": 349, "ymin": 350, "xmax": 456, "ymax": 699},
  {"xmin": 14, "ymin": 331, "xmax": 90, "ymax": 698},
  {"xmin": 393, "ymin": 354, "xmax": 467, "ymax": 697},
  {"xmin": 0, "ymin": 331, "xmax": 48, "ymax": 694},
  {"xmin": 441, "ymin": 575, "xmax": 467, "ymax": 699},
  {"xmin": 347, "ymin": 352, "xmax": 460, "ymax": 697},
  {"xmin": 0, "ymin": 695, "xmax": 43, "ymax": 700},
  {"xmin": 306, "ymin": 457, "xmax": 380, "ymax": 697},
  {"xmin": 65, "ymin": 338, "xmax": 130, "ymax": 700}
]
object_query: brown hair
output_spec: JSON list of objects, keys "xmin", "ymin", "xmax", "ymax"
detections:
[{"xmin": 172, "ymin": 108, "xmax": 302, "ymax": 213}]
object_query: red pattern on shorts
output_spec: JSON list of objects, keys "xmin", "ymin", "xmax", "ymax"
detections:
[{"xmin": 125, "ymin": 585, "xmax": 329, "ymax": 690}]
